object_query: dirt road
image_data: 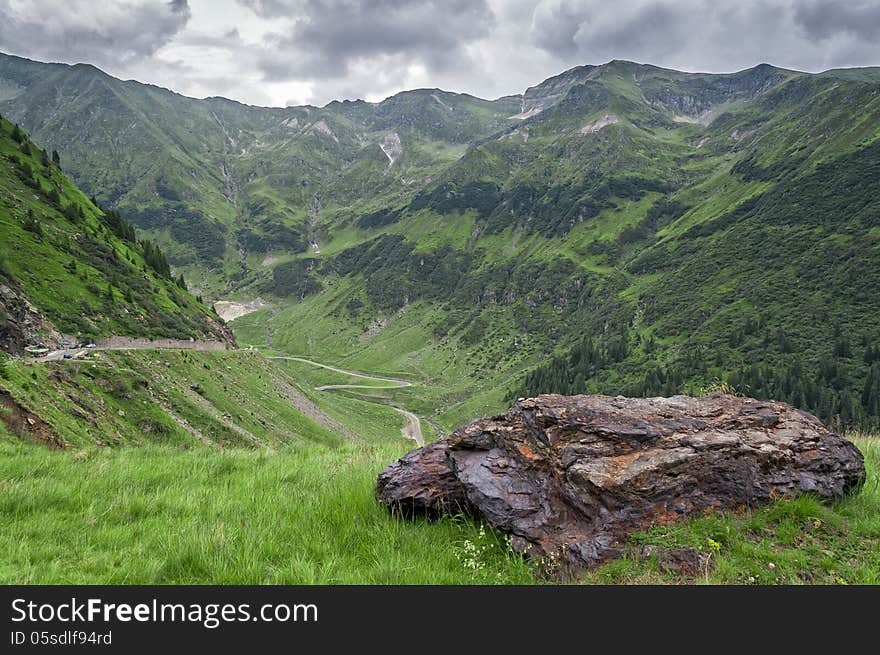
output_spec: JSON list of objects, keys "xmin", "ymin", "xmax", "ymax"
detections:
[
  {"xmin": 269, "ymin": 355, "xmax": 424, "ymax": 446},
  {"xmin": 34, "ymin": 338, "xmax": 229, "ymax": 362},
  {"xmin": 269, "ymin": 356, "xmax": 413, "ymax": 387},
  {"xmin": 31, "ymin": 345, "xmax": 424, "ymax": 446}
]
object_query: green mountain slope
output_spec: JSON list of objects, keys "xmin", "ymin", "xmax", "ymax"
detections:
[
  {"xmin": 3, "ymin": 54, "xmax": 880, "ymax": 431},
  {"xmin": 0, "ymin": 53, "xmax": 520, "ymax": 291},
  {"xmin": 232, "ymin": 62, "xmax": 880, "ymax": 431},
  {"xmin": 0, "ymin": 114, "xmax": 233, "ymax": 353},
  {"xmin": 0, "ymin": 349, "xmax": 351, "ymax": 449}
]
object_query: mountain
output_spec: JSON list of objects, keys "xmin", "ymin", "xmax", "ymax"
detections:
[
  {"xmin": 0, "ymin": 52, "xmax": 521, "ymax": 292},
  {"xmin": 0, "ymin": 119, "xmax": 358, "ymax": 453},
  {"xmin": 2, "ymin": 53, "xmax": 880, "ymax": 430},
  {"xmin": 0, "ymin": 113, "xmax": 233, "ymax": 354}
]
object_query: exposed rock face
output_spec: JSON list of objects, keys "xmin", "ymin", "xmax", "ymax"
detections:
[
  {"xmin": 377, "ymin": 394, "xmax": 865, "ymax": 576},
  {"xmin": 0, "ymin": 389, "xmax": 64, "ymax": 448},
  {"xmin": 519, "ymin": 64, "xmax": 596, "ymax": 115},
  {"xmin": 376, "ymin": 440, "xmax": 470, "ymax": 517},
  {"xmin": 580, "ymin": 113, "xmax": 619, "ymax": 134},
  {"xmin": 0, "ymin": 283, "xmax": 62, "ymax": 355},
  {"xmin": 378, "ymin": 131, "xmax": 403, "ymax": 166},
  {"xmin": 213, "ymin": 298, "xmax": 266, "ymax": 322}
]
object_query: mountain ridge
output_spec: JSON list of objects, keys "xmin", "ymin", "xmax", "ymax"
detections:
[
  {"xmin": 9, "ymin": 50, "xmax": 875, "ymax": 108},
  {"xmin": 2, "ymin": 52, "xmax": 879, "ymax": 431}
]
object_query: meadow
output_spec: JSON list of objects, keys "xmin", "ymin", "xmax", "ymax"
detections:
[{"xmin": 1, "ymin": 434, "xmax": 876, "ymax": 585}]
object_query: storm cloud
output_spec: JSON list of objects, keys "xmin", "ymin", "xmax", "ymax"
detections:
[
  {"xmin": 0, "ymin": 0, "xmax": 191, "ymax": 69},
  {"xmin": 793, "ymin": 0, "xmax": 880, "ymax": 41},
  {"xmin": 252, "ymin": 0, "xmax": 495, "ymax": 80},
  {"xmin": 0, "ymin": 0, "xmax": 879, "ymax": 106},
  {"xmin": 528, "ymin": 1, "xmax": 880, "ymax": 74}
]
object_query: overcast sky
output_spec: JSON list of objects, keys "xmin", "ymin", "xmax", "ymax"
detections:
[{"xmin": 1, "ymin": 0, "xmax": 879, "ymax": 107}]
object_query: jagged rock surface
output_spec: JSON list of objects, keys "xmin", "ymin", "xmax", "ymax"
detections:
[
  {"xmin": 376, "ymin": 440, "xmax": 470, "ymax": 517},
  {"xmin": 0, "ymin": 283, "xmax": 62, "ymax": 355},
  {"xmin": 377, "ymin": 394, "xmax": 865, "ymax": 575}
]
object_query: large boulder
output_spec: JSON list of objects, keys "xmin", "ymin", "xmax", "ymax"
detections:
[
  {"xmin": 377, "ymin": 394, "xmax": 865, "ymax": 576},
  {"xmin": 376, "ymin": 440, "xmax": 470, "ymax": 517}
]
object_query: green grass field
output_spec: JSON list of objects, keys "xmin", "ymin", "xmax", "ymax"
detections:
[
  {"xmin": 1, "ymin": 436, "xmax": 876, "ymax": 585},
  {"xmin": 0, "ymin": 351, "xmax": 346, "ymax": 449}
]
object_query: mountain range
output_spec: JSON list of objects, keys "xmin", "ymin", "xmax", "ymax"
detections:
[{"xmin": 1, "ymin": 52, "xmax": 879, "ymax": 431}]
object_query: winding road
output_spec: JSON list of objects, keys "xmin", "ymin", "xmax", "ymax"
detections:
[
  {"xmin": 30, "ymin": 345, "xmax": 425, "ymax": 446},
  {"xmin": 268, "ymin": 356, "xmax": 424, "ymax": 446}
]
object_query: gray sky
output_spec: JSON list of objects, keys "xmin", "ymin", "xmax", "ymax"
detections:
[{"xmin": 1, "ymin": 0, "xmax": 879, "ymax": 107}]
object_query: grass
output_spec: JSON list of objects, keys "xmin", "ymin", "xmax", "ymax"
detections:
[
  {"xmin": 581, "ymin": 437, "xmax": 880, "ymax": 584},
  {"xmin": 232, "ymin": 292, "xmax": 551, "ymax": 435},
  {"xmin": 0, "ymin": 436, "xmax": 876, "ymax": 584},
  {"xmin": 0, "ymin": 440, "xmax": 535, "ymax": 584},
  {"xmin": 0, "ymin": 351, "xmax": 341, "ymax": 448},
  {"xmin": 270, "ymin": 358, "xmax": 435, "ymax": 443},
  {"xmin": 0, "ymin": 116, "xmax": 223, "ymax": 342},
  {"xmin": 3, "ymin": 68, "xmax": 880, "ymax": 584}
]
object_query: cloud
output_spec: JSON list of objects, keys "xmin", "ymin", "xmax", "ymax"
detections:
[
  {"xmin": 238, "ymin": 0, "xmax": 494, "ymax": 81},
  {"xmin": 237, "ymin": 0, "xmax": 296, "ymax": 17},
  {"xmin": 0, "ymin": 0, "xmax": 191, "ymax": 69},
  {"xmin": 2, "ymin": 0, "xmax": 880, "ymax": 108},
  {"xmin": 793, "ymin": 0, "xmax": 880, "ymax": 41},
  {"xmin": 526, "ymin": 1, "xmax": 880, "ymax": 75}
]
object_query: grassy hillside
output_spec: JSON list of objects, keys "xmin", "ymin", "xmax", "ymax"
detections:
[
  {"xmin": 0, "ymin": 349, "xmax": 425, "ymax": 449},
  {"xmin": 3, "ymin": 55, "xmax": 878, "ymax": 587},
  {"xmin": 0, "ymin": 53, "xmax": 520, "ymax": 291},
  {"xmin": 230, "ymin": 64, "xmax": 880, "ymax": 432},
  {"xmin": 0, "ymin": 114, "xmax": 232, "ymax": 352}
]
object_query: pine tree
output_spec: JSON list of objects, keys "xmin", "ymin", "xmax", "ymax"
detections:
[
  {"xmin": 64, "ymin": 203, "xmax": 82, "ymax": 224},
  {"xmin": 51, "ymin": 149, "xmax": 60, "ymax": 166},
  {"xmin": 23, "ymin": 209, "xmax": 42, "ymax": 236},
  {"xmin": 862, "ymin": 363, "xmax": 880, "ymax": 418},
  {"xmin": 833, "ymin": 337, "xmax": 851, "ymax": 359},
  {"xmin": 141, "ymin": 239, "xmax": 172, "ymax": 279}
]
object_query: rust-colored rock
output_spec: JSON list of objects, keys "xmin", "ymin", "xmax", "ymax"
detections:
[
  {"xmin": 377, "ymin": 394, "xmax": 865, "ymax": 576},
  {"xmin": 376, "ymin": 440, "xmax": 469, "ymax": 517}
]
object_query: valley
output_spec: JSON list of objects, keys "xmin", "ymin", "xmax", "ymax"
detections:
[
  {"xmin": 4, "ymin": 53, "xmax": 876, "ymax": 431},
  {"xmin": 267, "ymin": 355, "xmax": 424, "ymax": 445},
  {"xmin": 1, "ymin": 50, "xmax": 880, "ymax": 585}
]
